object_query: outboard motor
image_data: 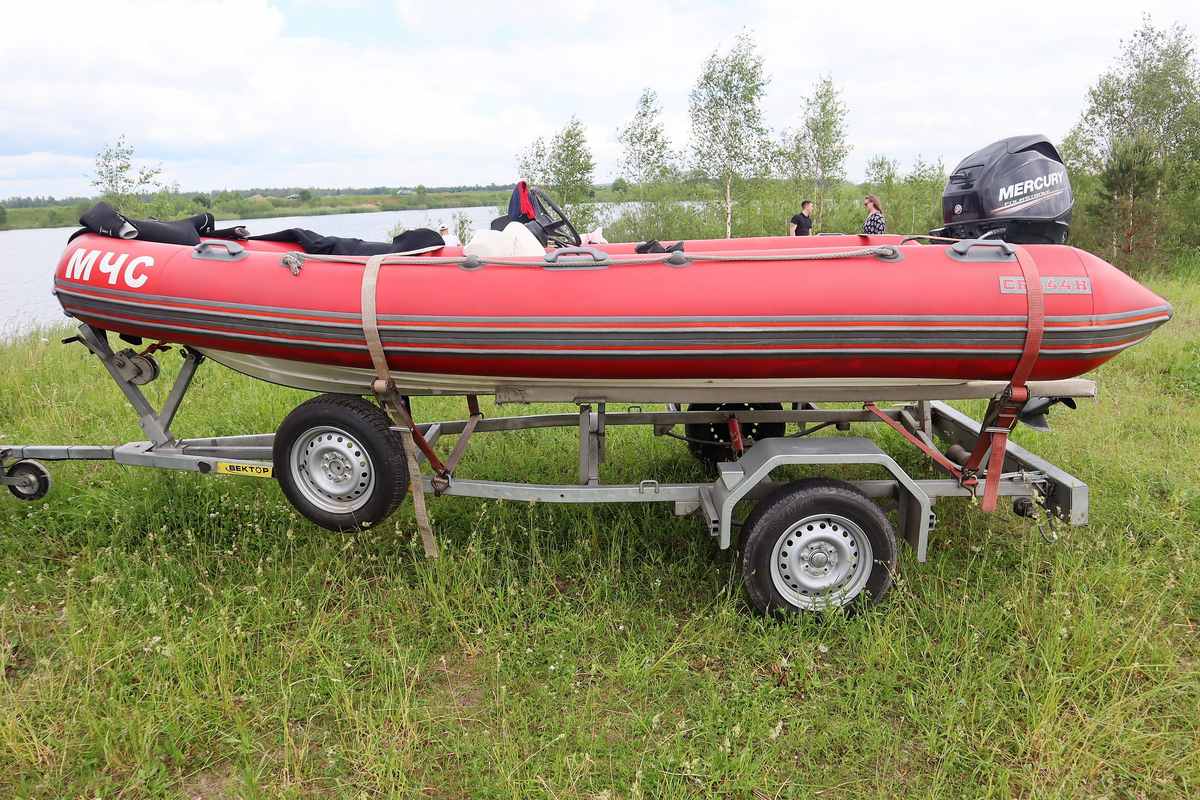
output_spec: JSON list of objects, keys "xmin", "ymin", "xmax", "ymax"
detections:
[{"xmin": 931, "ymin": 135, "xmax": 1072, "ymax": 244}]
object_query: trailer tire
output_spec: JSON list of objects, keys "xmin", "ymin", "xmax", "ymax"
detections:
[
  {"xmin": 740, "ymin": 478, "xmax": 896, "ymax": 615},
  {"xmin": 273, "ymin": 394, "xmax": 409, "ymax": 532}
]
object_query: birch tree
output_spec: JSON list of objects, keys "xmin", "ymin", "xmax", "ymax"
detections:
[
  {"xmin": 517, "ymin": 117, "xmax": 597, "ymax": 226},
  {"xmin": 617, "ymin": 89, "xmax": 673, "ymax": 196},
  {"xmin": 90, "ymin": 136, "xmax": 165, "ymax": 211},
  {"xmin": 689, "ymin": 33, "xmax": 770, "ymax": 238},
  {"xmin": 779, "ymin": 75, "xmax": 849, "ymax": 224}
]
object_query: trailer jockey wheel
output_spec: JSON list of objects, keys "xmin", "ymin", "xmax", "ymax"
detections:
[
  {"xmin": 685, "ymin": 403, "xmax": 786, "ymax": 465},
  {"xmin": 128, "ymin": 354, "xmax": 160, "ymax": 386},
  {"xmin": 740, "ymin": 478, "xmax": 897, "ymax": 615},
  {"xmin": 273, "ymin": 394, "xmax": 409, "ymax": 532},
  {"xmin": 5, "ymin": 459, "xmax": 52, "ymax": 502}
]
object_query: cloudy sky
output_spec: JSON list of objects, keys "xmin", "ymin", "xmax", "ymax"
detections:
[{"xmin": 2, "ymin": 0, "xmax": 1197, "ymax": 198}]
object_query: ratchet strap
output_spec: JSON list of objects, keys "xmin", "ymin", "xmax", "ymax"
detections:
[
  {"xmin": 962, "ymin": 244, "xmax": 1045, "ymax": 511},
  {"xmin": 361, "ymin": 253, "xmax": 443, "ymax": 557},
  {"xmin": 864, "ymin": 403, "xmax": 965, "ymax": 479},
  {"xmin": 863, "ymin": 244, "xmax": 1045, "ymax": 513}
]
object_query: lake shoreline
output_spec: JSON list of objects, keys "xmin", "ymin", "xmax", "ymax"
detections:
[{"xmin": 0, "ymin": 198, "xmax": 509, "ymax": 233}]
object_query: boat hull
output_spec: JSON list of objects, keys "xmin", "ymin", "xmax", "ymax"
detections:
[
  {"xmin": 194, "ymin": 345, "xmax": 1104, "ymax": 402},
  {"xmin": 52, "ymin": 233, "xmax": 1172, "ymax": 395}
]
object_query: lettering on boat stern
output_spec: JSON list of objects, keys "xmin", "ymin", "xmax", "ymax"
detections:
[
  {"xmin": 215, "ymin": 462, "xmax": 274, "ymax": 478},
  {"xmin": 999, "ymin": 276, "xmax": 1092, "ymax": 295},
  {"xmin": 64, "ymin": 248, "xmax": 153, "ymax": 289}
]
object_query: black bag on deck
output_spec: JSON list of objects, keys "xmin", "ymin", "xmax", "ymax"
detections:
[
  {"xmin": 248, "ymin": 227, "xmax": 445, "ymax": 256},
  {"xmin": 72, "ymin": 202, "xmax": 249, "ymax": 244}
]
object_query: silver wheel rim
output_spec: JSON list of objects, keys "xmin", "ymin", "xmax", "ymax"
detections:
[
  {"xmin": 769, "ymin": 513, "xmax": 873, "ymax": 610},
  {"xmin": 289, "ymin": 425, "xmax": 376, "ymax": 515}
]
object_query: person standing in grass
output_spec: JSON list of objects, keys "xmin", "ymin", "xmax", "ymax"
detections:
[
  {"xmin": 862, "ymin": 195, "xmax": 886, "ymax": 235},
  {"xmin": 789, "ymin": 200, "xmax": 814, "ymax": 236}
]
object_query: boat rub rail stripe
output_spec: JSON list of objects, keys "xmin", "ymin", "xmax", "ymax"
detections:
[
  {"xmin": 58, "ymin": 294, "xmax": 1165, "ymax": 350},
  {"xmin": 63, "ymin": 305, "xmax": 1150, "ymax": 359},
  {"xmin": 54, "ymin": 279, "xmax": 1171, "ymax": 327},
  {"xmin": 52, "ymin": 288, "xmax": 1165, "ymax": 334}
]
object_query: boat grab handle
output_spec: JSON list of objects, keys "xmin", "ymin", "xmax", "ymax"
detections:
[
  {"xmin": 543, "ymin": 247, "xmax": 610, "ymax": 267},
  {"xmin": 193, "ymin": 241, "xmax": 247, "ymax": 262},
  {"xmin": 949, "ymin": 239, "xmax": 1015, "ymax": 261}
]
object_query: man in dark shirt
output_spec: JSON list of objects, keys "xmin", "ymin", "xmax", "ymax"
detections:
[{"xmin": 789, "ymin": 200, "xmax": 814, "ymax": 236}]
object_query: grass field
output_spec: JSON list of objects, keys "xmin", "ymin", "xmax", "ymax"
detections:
[{"xmin": 0, "ymin": 269, "xmax": 1197, "ymax": 798}]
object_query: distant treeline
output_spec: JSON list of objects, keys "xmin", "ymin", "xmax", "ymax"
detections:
[
  {"xmin": 0, "ymin": 187, "xmax": 517, "ymax": 231},
  {"xmin": 0, "ymin": 183, "xmax": 518, "ymax": 208}
]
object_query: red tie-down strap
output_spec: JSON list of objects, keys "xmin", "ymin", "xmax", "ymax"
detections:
[
  {"xmin": 864, "ymin": 244, "xmax": 1045, "ymax": 513},
  {"xmin": 961, "ymin": 244, "xmax": 1045, "ymax": 511},
  {"xmin": 863, "ymin": 402, "xmax": 965, "ymax": 480}
]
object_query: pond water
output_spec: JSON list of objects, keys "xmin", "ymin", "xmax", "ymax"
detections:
[{"xmin": 0, "ymin": 206, "xmax": 505, "ymax": 338}]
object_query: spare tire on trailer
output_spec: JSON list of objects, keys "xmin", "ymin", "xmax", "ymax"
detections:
[
  {"xmin": 684, "ymin": 402, "xmax": 786, "ymax": 465},
  {"xmin": 740, "ymin": 478, "xmax": 897, "ymax": 615},
  {"xmin": 273, "ymin": 394, "xmax": 409, "ymax": 532}
]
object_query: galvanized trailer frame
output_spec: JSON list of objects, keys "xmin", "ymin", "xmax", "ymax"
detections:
[{"xmin": 2, "ymin": 324, "xmax": 1090, "ymax": 569}]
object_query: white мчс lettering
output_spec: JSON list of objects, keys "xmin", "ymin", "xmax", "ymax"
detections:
[
  {"xmin": 64, "ymin": 248, "xmax": 100, "ymax": 280},
  {"xmin": 63, "ymin": 249, "xmax": 154, "ymax": 289},
  {"xmin": 96, "ymin": 252, "xmax": 128, "ymax": 285}
]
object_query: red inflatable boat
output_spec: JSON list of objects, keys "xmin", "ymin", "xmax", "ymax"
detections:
[{"xmin": 51, "ymin": 231, "xmax": 1171, "ymax": 401}]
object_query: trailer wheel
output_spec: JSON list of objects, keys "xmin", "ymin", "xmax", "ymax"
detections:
[
  {"xmin": 273, "ymin": 395, "xmax": 409, "ymax": 532},
  {"xmin": 5, "ymin": 459, "xmax": 52, "ymax": 502},
  {"xmin": 740, "ymin": 479, "xmax": 896, "ymax": 615},
  {"xmin": 685, "ymin": 402, "xmax": 785, "ymax": 465}
]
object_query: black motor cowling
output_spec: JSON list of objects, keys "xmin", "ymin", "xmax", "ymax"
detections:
[{"xmin": 931, "ymin": 135, "xmax": 1072, "ymax": 244}]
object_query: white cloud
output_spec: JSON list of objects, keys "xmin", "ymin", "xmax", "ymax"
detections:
[{"xmin": 1, "ymin": 0, "xmax": 1198, "ymax": 197}]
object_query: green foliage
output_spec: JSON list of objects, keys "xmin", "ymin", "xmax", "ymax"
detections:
[
  {"xmin": 1065, "ymin": 15, "xmax": 1200, "ymax": 269},
  {"xmin": 617, "ymin": 88, "xmax": 674, "ymax": 193},
  {"xmin": 689, "ymin": 32, "xmax": 771, "ymax": 237},
  {"xmin": 1064, "ymin": 16, "xmax": 1199, "ymax": 170},
  {"xmin": 1086, "ymin": 135, "xmax": 1165, "ymax": 261},
  {"xmin": 0, "ymin": 205, "xmax": 7, "ymax": 227},
  {"xmin": 778, "ymin": 75, "xmax": 850, "ymax": 227},
  {"xmin": 546, "ymin": 117, "xmax": 596, "ymax": 209},
  {"xmin": 610, "ymin": 177, "xmax": 629, "ymax": 194},
  {"xmin": 864, "ymin": 155, "xmax": 898, "ymax": 190},
  {"xmin": 89, "ymin": 135, "xmax": 166, "ymax": 215},
  {"xmin": 517, "ymin": 116, "xmax": 597, "ymax": 228},
  {"xmin": 517, "ymin": 137, "xmax": 550, "ymax": 187},
  {"xmin": 452, "ymin": 210, "xmax": 472, "ymax": 246}
]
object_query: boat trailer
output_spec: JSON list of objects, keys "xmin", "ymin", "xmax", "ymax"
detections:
[{"xmin": 1, "ymin": 324, "xmax": 1092, "ymax": 614}]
